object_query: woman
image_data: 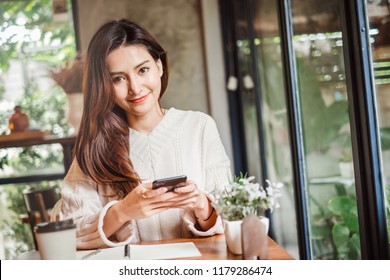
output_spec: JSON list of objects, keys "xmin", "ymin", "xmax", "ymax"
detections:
[{"xmin": 61, "ymin": 19, "xmax": 231, "ymax": 249}]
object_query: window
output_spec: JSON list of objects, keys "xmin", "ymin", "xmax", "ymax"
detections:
[{"xmin": 0, "ymin": 0, "xmax": 77, "ymax": 259}]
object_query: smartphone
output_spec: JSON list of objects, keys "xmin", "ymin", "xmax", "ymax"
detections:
[{"xmin": 152, "ymin": 175, "xmax": 187, "ymax": 192}]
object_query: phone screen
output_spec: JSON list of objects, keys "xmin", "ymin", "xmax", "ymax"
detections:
[{"xmin": 152, "ymin": 175, "xmax": 187, "ymax": 192}]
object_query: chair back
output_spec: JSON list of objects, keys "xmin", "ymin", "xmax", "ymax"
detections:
[{"xmin": 23, "ymin": 187, "xmax": 59, "ymax": 249}]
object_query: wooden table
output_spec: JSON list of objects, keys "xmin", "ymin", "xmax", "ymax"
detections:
[
  {"xmin": 132, "ymin": 234, "xmax": 294, "ymax": 260},
  {"xmin": 0, "ymin": 132, "xmax": 76, "ymax": 185},
  {"xmin": 17, "ymin": 234, "xmax": 294, "ymax": 260}
]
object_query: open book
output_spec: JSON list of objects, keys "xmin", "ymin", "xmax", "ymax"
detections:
[{"xmin": 77, "ymin": 242, "xmax": 201, "ymax": 260}]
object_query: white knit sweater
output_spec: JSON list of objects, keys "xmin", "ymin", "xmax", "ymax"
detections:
[{"xmin": 61, "ymin": 108, "xmax": 231, "ymax": 249}]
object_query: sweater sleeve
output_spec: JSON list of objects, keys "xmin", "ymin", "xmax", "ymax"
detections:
[
  {"xmin": 61, "ymin": 162, "xmax": 137, "ymax": 249},
  {"xmin": 183, "ymin": 114, "xmax": 232, "ymax": 236}
]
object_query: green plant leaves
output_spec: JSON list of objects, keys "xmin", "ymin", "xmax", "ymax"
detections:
[
  {"xmin": 380, "ymin": 127, "xmax": 390, "ymax": 150},
  {"xmin": 328, "ymin": 196, "xmax": 355, "ymax": 215},
  {"xmin": 332, "ymin": 224, "xmax": 349, "ymax": 248},
  {"xmin": 0, "ymin": 0, "xmax": 76, "ymax": 259},
  {"xmin": 328, "ymin": 196, "xmax": 359, "ymax": 232},
  {"xmin": 327, "ymin": 196, "xmax": 361, "ymax": 259},
  {"xmin": 349, "ymin": 233, "xmax": 361, "ymax": 256},
  {"xmin": 331, "ymin": 225, "xmax": 361, "ymax": 259},
  {"xmin": 311, "ymin": 223, "xmax": 332, "ymax": 240}
]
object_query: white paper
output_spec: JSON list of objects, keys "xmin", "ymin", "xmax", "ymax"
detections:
[{"xmin": 77, "ymin": 242, "xmax": 201, "ymax": 260}]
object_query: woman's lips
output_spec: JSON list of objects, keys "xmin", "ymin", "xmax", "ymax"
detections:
[{"xmin": 129, "ymin": 93, "xmax": 149, "ymax": 104}]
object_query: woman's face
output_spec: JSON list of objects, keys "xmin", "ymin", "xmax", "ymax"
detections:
[{"xmin": 107, "ymin": 45, "xmax": 163, "ymax": 119}]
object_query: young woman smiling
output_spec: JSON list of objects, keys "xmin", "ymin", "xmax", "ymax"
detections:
[{"xmin": 61, "ymin": 19, "xmax": 231, "ymax": 249}]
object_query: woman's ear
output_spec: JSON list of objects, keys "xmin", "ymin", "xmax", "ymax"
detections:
[{"xmin": 156, "ymin": 59, "xmax": 163, "ymax": 77}]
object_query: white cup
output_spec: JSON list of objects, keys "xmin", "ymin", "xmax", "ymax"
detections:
[{"xmin": 34, "ymin": 219, "xmax": 76, "ymax": 260}]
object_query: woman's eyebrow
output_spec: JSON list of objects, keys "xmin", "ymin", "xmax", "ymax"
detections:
[
  {"xmin": 109, "ymin": 60, "xmax": 150, "ymax": 75},
  {"xmin": 134, "ymin": 60, "xmax": 149, "ymax": 69}
]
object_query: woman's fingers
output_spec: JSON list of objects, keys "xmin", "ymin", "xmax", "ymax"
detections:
[
  {"xmin": 173, "ymin": 180, "xmax": 197, "ymax": 194},
  {"xmin": 136, "ymin": 184, "xmax": 184, "ymax": 207},
  {"xmin": 137, "ymin": 182, "xmax": 175, "ymax": 199},
  {"xmin": 141, "ymin": 186, "xmax": 168, "ymax": 198},
  {"xmin": 122, "ymin": 181, "xmax": 207, "ymax": 219},
  {"xmin": 119, "ymin": 184, "xmax": 172, "ymax": 220},
  {"xmin": 168, "ymin": 197, "xmax": 199, "ymax": 209},
  {"xmin": 168, "ymin": 188, "xmax": 207, "ymax": 210}
]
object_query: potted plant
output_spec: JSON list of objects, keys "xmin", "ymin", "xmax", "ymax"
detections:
[
  {"xmin": 50, "ymin": 53, "xmax": 84, "ymax": 135},
  {"xmin": 211, "ymin": 173, "xmax": 283, "ymax": 254}
]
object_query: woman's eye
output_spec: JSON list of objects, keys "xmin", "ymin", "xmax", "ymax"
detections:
[
  {"xmin": 139, "ymin": 67, "xmax": 149, "ymax": 74},
  {"xmin": 112, "ymin": 76, "xmax": 125, "ymax": 83}
]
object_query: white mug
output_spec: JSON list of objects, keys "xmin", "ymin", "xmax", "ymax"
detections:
[{"xmin": 34, "ymin": 219, "xmax": 76, "ymax": 260}]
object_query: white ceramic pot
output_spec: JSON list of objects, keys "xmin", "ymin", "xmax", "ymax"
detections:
[
  {"xmin": 65, "ymin": 92, "xmax": 83, "ymax": 135},
  {"xmin": 223, "ymin": 216, "xmax": 269, "ymax": 255}
]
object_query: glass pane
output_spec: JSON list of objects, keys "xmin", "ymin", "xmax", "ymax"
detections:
[
  {"xmin": 252, "ymin": 0, "xmax": 299, "ymax": 258},
  {"xmin": 231, "ymin": 0, "xmax": 299, "ymax": 258},
  {"xmin": 366, "ymin": 0, "xmax": 390, "ymax": 254},
  {"xmin": 291, "ymin": 0, "xmax": 360, "ymax": 259},
  {"xmin": 231, "ymin": 0, "xmax": 262, "ymax": 182}
]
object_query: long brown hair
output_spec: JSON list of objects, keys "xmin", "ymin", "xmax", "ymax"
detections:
[{"xmin": 75, "ymin": 19, "xmax": 169, "ymax": 198}]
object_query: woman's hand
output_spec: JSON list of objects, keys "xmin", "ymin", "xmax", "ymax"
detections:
[
  {"xmin": 170, "ymin": 181, "xmax": 217, "ymax": 230},
  {"xmin": 105, "ymin": 180, "xmax": 217, "ymax": 236},
  {"xmin": 115, "ymin": 183, "xmax": 182, "ymax": 222},
  {"xmin": 103, "ymin": 182, "xmax": 183, "ymax": 238},
  {"xmin": 168, "ymin": 181, "xmax": 208, "ymax": 212}
]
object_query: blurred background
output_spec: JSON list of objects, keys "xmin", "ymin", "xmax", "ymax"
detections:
[{"xmin": 0, "ymin": 0, "xmax": 389, "ymax": 260}]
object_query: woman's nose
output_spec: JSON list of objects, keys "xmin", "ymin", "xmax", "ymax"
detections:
[{"xmin": 128, "ymin": 77, "xmax": 142, "ymax": 95}]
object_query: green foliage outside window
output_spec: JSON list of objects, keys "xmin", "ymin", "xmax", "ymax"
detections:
[{"xmin": 0, "ymin": 0, "xmax": 76, "ymax": 259}]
